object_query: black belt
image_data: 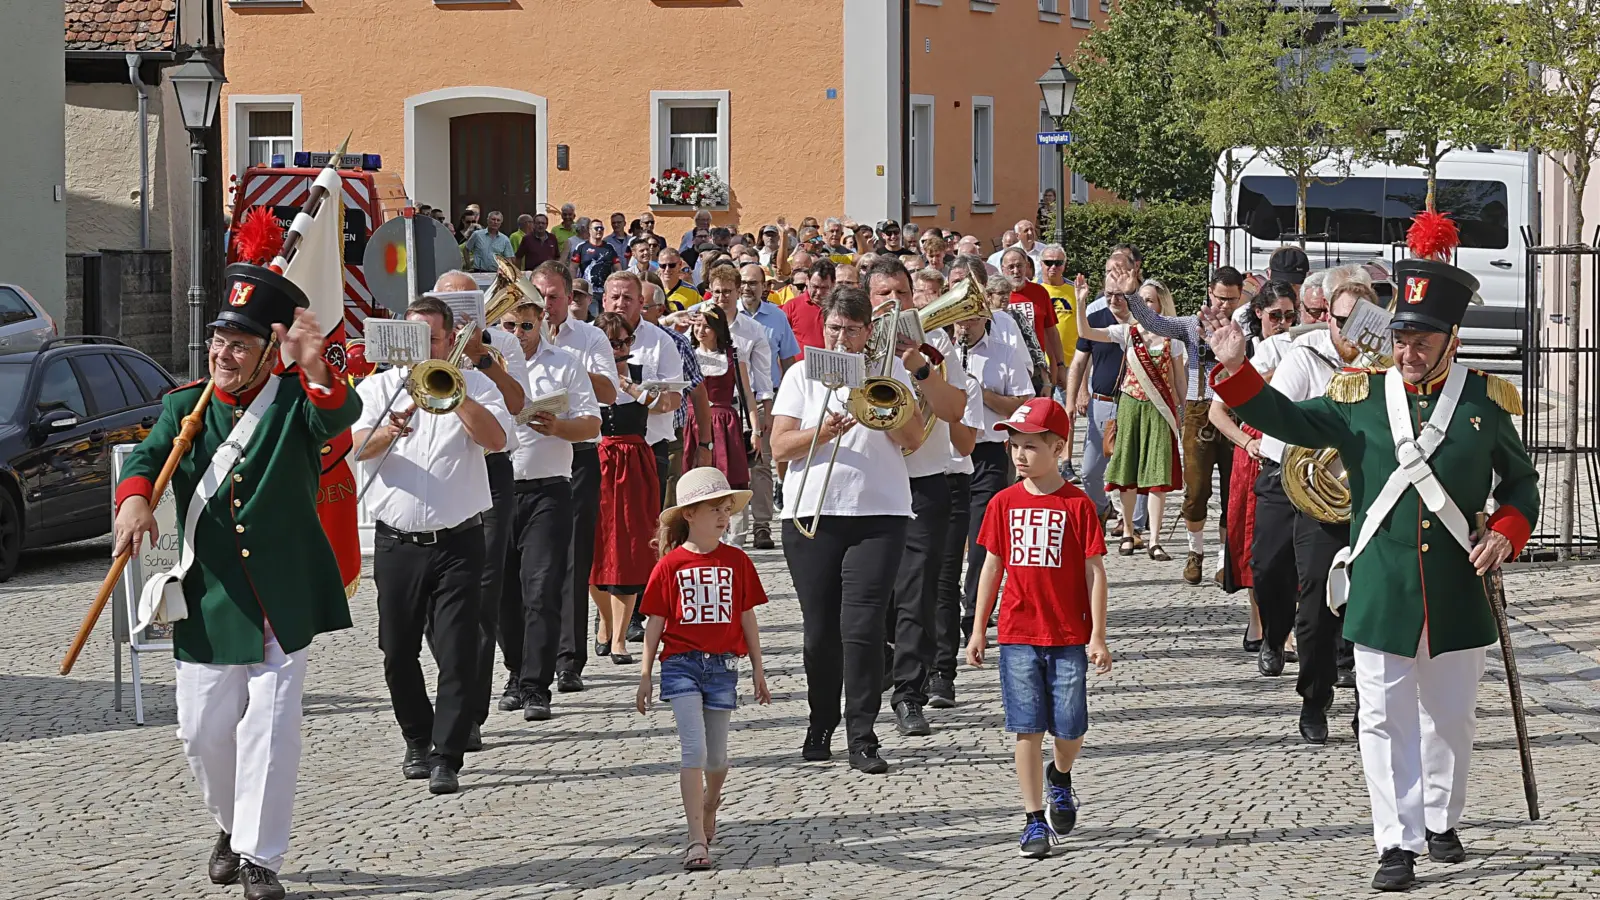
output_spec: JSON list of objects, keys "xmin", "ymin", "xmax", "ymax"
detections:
[
  {"xmin": 515, "ymin": 476, "xmax": 569, "ymax": 493},
  {"xmin": 376, "ymin": 513, "xmax": 484, "ymax": 547},
  {"xmin": 572, "ymin": 441, "xmax": 599, "ymax": 452}
]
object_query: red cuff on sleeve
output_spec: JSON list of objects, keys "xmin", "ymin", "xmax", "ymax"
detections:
[
  {"xmin": 300, "ymin": 367, "xmax": 349, "ymax": 409},
  {"xmin": 1487, "ymin": 506, "xmax": 1531, "ymax": 559},
  {"xmin": 115, "ymin": 476, "xmax": 154, "ymax": 513},
  {"xmin": 1209, "ymin": 361, "xmax": 1265, "ymax": 407}
]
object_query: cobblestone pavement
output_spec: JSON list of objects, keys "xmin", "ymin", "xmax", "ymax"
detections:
[{"xmin": 3, "ymin": 533, "xmax": 1599, "ymax": 900}]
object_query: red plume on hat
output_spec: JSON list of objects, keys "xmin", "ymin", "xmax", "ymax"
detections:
[
  {"xmin": 233, "ymin": 207, "xmax": 285, "ymax": 266},
  {"xmin": 1406, "ymin": 210, "xmax": 1459, "ymax": 263}
]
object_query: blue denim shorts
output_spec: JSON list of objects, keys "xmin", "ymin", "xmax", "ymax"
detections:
[
  {"xmin": 659, "ymin": 651, "xmax": 740, "ymax": 711},
  {"xmin": 998, "ymin": 644, "xmax": 1089, "ymax": 739}
]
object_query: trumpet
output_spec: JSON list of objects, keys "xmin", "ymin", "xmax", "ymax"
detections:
[{"xmin": 792, "ymin": 301, "xmax": 916, "ymax": 539}]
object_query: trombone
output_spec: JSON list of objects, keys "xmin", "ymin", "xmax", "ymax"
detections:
[{"xmin": 792, "ymin": 301, "xmax": 916, "ymax": 539}]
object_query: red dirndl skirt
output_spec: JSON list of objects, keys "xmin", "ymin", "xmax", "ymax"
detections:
[
  {"xmin": 591, "ymin": 434, "xmax": 661, "ymax": 590},
  {"xmin": 1223, "ymin": 424, "xmax": 1262, "ymax": 591}
]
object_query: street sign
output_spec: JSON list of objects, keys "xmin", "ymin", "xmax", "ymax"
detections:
[{"xmin": 1037, "ymin": 131, "xmax": 1074, "ymax": 146}]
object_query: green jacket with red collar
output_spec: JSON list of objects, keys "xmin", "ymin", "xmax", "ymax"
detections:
[
  {"xmin": 1212, "ymin": 361, "xmax": 1537, "ymax": 658},
  {"xmin": 115, "ymin": 370, "xmax": 362, "ymax": 664}
]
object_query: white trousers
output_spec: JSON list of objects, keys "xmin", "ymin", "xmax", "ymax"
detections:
[
  {"xmin": 1354, "ymin": 632, "xmax": 1486, "ymax": 855},
  {"xmin": 174, "ymin": 637, "xmax": 309, "ymax": 872}
]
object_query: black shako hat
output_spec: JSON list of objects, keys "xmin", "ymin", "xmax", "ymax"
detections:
[
  {"xmin": 212, "ymin": 263, "xmax": 310, "ymax": 339},
  {"xmin": 1390, "ymin": 258, "xmax": 1478, "ymax": 334}
]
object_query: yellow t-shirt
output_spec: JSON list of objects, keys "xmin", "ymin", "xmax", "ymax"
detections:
[
  {"xmin": 666, "ymin": 283, "xmax": 702, "ymax": 312},
  {"xmin": 1041, "ymin": 280, "xmax": 1077, "ymax": 367},
  {"xmin": 768, "ymin": 284, "xmax": 800, "ymax": 307}
]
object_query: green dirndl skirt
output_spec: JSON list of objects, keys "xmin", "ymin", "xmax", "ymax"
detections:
[{"xmin": 1105, "ymin": 395, "xmax": 1181, "ymax": 494}]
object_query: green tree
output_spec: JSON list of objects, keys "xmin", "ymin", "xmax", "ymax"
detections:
[
  {"xmin": 1063, "ymin": 0, "xmax": 1213, "ymax": 205},
  {"xmin": 1344, "ymin": 0, "xmax": 1513, "ymax": 211}
]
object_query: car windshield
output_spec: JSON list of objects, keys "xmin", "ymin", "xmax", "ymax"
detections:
[{"xmin": 0, "ymin": 363, "xmax": 26, "ymax": 426}]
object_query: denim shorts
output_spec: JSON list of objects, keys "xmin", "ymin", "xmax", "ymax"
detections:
[
  {"xmin": 998, "ymin": 644, "xmax": 1089, "ymax": 739},
  {"xmin": 659, "ymin": 651, "xmax": 740, "ymax": 711}
]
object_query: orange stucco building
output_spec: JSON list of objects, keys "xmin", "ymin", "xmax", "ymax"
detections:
[{"xmin": 222, "ymin": 0, "xmax": 1106, "ymax": 242}]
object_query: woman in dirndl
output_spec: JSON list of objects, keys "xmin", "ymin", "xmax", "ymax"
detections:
[
  {"xmin": 590, "ymin": 312, "xmax": 663, "ymax": 665},
  {"xmin": 682, "ymin": 305, "xmax": 759, "ymax": 489},
  {"xmin": 1076, "ymin": 277, "xmax": 1185, "ymax": 559}
]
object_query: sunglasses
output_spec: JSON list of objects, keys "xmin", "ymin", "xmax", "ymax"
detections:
[
  {"xmin": 501, "ymin": 321, "xmax": 538, "ymax": 332},
  {"xmin": 881, "ymin": 229, "xmax": 900, "ymax": 236},
  {"xmin": 1332, "ymin": 313, "xmax": 1350, "ymax": 327},
  {"xmin": 1041, "ymin": 259, "xmax": 1066, "ymax": 267},
  {"xmin": 1266, "ymin": 310, "xmax": 1297, "ymax": 323},
  {"xmin": 609, "ymin": 336, "xmax": 636, "ymax": 348}
]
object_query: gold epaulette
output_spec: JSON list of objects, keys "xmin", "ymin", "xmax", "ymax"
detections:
[
  {"xmin": 1477, "ymin": 371, "xmax": 1524, "ymax": 416},
  {"xmin": 1325, "ymin": 368, "xmax": 1374, "ymax": 404}
]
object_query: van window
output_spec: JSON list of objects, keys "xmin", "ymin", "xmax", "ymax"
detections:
[
  {"xmin": 1381, "ymin": 179, "xmax": 1509, "ymax": 250},
  {"xmin": 1237, "ymin": 175, "xmax": 1510, "ymax": 250}
]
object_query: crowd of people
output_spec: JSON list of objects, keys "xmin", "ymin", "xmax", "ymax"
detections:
[{"xmin": 112, "ymin": 196, "xmax": 1537, "ymax": 898}]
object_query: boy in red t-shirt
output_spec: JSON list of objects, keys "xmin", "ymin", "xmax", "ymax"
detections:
[
  {"xmin": 966, "ymin": 397, "xmax": 1111, "ymax": 859},
  {"xmin": 637, "ymin": 467, "xmax": 772, "ymax": 872}
]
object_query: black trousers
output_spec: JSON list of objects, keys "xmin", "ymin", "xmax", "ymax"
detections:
[
  {"xmin": 962, "ymin": 442, "xmax": 1012, "ymax": 616},
  {"xmin": 373, "ymin": 522, "xmax": 484, "ymax": 771},
  {"xmin": 558, "ymin": 446, "xmax": 600, "ymax": 674},
  {"xmin": 889, "ymin": 475, "xmax": 951, "ymax": 707},
  {"xmin": 471, "ymin": 453, "xmax": 515, "ymax": 726},
  {"xmin": 1251, "ymin": 462, "xmax": 1299, "ymax": 651},
  {"xmin": 500, "ymin": 477, "xmax": 575, "ymax": 698},
  {"xmin": 652, "ymin": 438, "xmax": 672, "ymax": 509},
  {"xmin": 933, "ymin": 472, "xmax": 973, "ymax": 679},
  {"xmin": 1293, "ymin": 515, "xmax": 1351, "ymax": 708},
  {"xmin": 783, "ymin": 515, "xmax": 908, "ymax": 753}
]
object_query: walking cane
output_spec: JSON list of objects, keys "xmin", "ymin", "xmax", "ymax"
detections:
[{"xmin": 1477, "ymin": 512, "xmax": 1540, "ymax": 821}]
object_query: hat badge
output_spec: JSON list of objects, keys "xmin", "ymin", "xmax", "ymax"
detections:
[
  {"xmin": 1404, "ymin": 276, "xmax": 1430, "ymax": 305},
  {"xmin": 1008, "ymin": 404, "xmax": 1033, "ymax": 423},
  {"xmin": 228, "ymin": 282, "xmax": 256, "ymax": 307}
]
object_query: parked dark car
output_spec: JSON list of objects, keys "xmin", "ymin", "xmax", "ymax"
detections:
[{"xmin": 0, "ymin": 337, "xmax": 179, "ymax": 580}]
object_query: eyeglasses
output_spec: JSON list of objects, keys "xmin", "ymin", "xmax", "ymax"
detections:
[
  {"xmin": 608, "ymin": 336, "xmax": 636, "ymax": 348},
  {"xmin": 209, "ymin": 335, "xmax": 262, "ymax": 357},
  {"xmin": 1332, "ymin": 313, "xmax": 1350, "ymax": 327},
  {"xmin": 1266, "ymin": 310, "xmax": 1298, "ymax": 323},
  {"xmin": 1041, "ymin": 259, "xmax": 1066, "ymax": 267},
  {"xmin": 1302, "ymin": 306, "xmax": 1331, "ymax": 320},
  {"xmin": 501, "ymin": 321, "xmax": 538, "ymax": 332},
  {"xmin": 823, "ymin": 323, "xmax": 868, "ymax": 337},
  {"xmin": 881, "ymin": 229, "xmax": 900, "ymax": 236},
  {"xmin": 740, "ymin": 280, "xmax": 766, "ymax": 288},
  {"xmin": 662, "ymin": 262, "xmax": 681, "ymax": 270}
]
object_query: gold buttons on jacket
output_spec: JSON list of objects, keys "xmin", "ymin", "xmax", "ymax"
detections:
[
  {"xmin": 1422, "ymin": 520, "xmax": 1431, "ymax": 529},
  {"xmin": 232, "ymin": 473, "xmax": 244, "ymax": 483},
  {"xmin": 1421, "ymin": 543, "xmax": 1430, "ymax": 553},
  {"xmin": 235, "ymin": 524, "xmax": 245, "ymax": 534},
  {"xmin": 1419, "ymin": 400, "xmax": 1429, "ymax": 409},
  {"xmin": 233, "ymin": 499, "xmax": 242, "ymax": 508},
  {"xmin": 241, "ymin": 549, "xmax": 251, "ymax": 558}
]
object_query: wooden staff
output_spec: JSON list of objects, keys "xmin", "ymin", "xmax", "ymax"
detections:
[
  {"xmin": 1478, "ymin": 511, "xmax": 1540, "ymax": 820},
  {"xmin": 59, "ymin": 383, "xmax": 216, "ymax": 675}
]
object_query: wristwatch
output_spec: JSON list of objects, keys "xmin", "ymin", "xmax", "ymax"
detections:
[
  {"xmin": 699, "ymin": 441, "xmax": 715, "ymax": 451},
  {"xmin": 912, "ymin": 363, "xmax": 932, "ymax": 382},
  {"xmin": 476, "ymin": 353, "xmax": 495, "ymax": 371}
]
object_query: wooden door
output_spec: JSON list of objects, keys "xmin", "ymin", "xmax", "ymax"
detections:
[{"xmin": 449, "ymin": 112, "xmax": 537, "ymax": 224}]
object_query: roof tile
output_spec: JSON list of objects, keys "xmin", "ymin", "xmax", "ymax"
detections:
[{"xmin": 64, "ymin": 0, "xmax": 176, "ymax": 52}]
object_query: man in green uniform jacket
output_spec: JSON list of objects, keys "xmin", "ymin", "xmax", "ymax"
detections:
[
  {"xmin": 1202, "ymin": 256, "xmax": 1537, "ymax": 892},
  {"xmin": 112, "ymin": 263, "xmax": 362, "ymax": 900}
]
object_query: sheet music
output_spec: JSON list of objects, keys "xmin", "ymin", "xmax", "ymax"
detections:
[
  {"xmin": 515, "ymin": 389, "xmax": 569, "ymax": 424},
  {"xmin": 425, "ymin": 289, "xmax": 486, "ymax": 329},
  {"xmin": 640, "ymin": 379, "xmax": 691, "ymax": 393},
  {"xmin": 363, "ymin": 319, "xmax": 430, "ymax": 365},
  {"xmin": 803, "ymin": 348, "xmax": 866, "ymax": 389},
  {"xmin": 1342, "ymin": 298, "xmax": 1394, "ymax": 361},
  {"xmin": 895, "ymin": 308, "xmax": 925, "ymax": 347}
]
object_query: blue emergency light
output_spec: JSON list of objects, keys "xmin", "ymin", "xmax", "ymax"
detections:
[{"xmin": 270, "ymin": 154, "xmax": 286, "ymax": 168}]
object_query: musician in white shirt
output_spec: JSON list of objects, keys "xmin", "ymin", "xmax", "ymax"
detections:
[
  {"xmin": 525, "ymin": 261, "xmax": 618, "ymax": 696},
  {"xmin": 770, "ymin": 285, "xmax": 926, "ymax": 773},
  {"xmin": 494, "ymin": 295, "xmax": 600, "ymax": 721},
  {"xmin": 352, "ymin": 296, "xmax": 515, "ymax": 794}
]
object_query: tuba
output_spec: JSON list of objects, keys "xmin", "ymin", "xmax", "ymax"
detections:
[
  {"xmin": 1280, "ymin": 328, "xmax": 1395, "ymax": 523},
  {"xmin": 898, "ymin": 277, "xmax": 990, "ymax": 453}
]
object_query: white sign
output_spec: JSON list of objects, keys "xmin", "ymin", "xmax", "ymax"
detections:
[
  {"xmin": 363, "ymin": 319, "xmax": 431, "ymax": 365},
  {"xmin": 112, "ymin": 445, "xmax": 176, "ymax": 651},
  {"xmin": 803, "ymin": 348, "xmax": 867, "ymax": 389}
]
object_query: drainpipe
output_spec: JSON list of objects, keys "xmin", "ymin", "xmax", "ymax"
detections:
[
  {"xmin": 899, "ymin": 0, "xmax": 911, "ymax": 224},
  {"xmin": 126, "ymin": 53, "xmax": 151, "ymax": 250}
]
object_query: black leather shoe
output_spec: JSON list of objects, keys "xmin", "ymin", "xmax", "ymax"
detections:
[
  {"xmin": 801, "ymin": 726, "xmax": 833, "ymax": 761},
  {"xmin": 207, "ymin": 829, "xmax": 240, "ymax": 885},
  {"xmin": 753, "ymin": 527, "xmax": 775, "ymax": 550},
  {"xmin": 1243, "ymin": 632, "xmax": 1264, "ymax": 653},
  {"xmin": 611, "ymin": 652, "xmax": 634, "ymax": 666},
  {"xmin": 626, "ymin": 620, "xmax": 645, "ymax": 642},
  {"xmin": 523, "ymin": 690, "xmax": 552, "ymax": 721},
  {"xmin": 464, "ymin": 724, "xmax": 483, "ymax": 753},
  {"xmin": 239, "ymin": 862, "xmax": 286, "ymax": 900},
  {"xmin": 401, "ymin": 740, "xmax": 430, "ymax": 780},
  {"xmin": 1426, "ymin": 828, "xmax": 1466, "ymax": 863},
  {"xmin": 1336, "ymin": 666, "xmax": 1356, "ymax": 689},
  {"xmin": 428, "ymin": 764, "xmax": 459, "ymax": 795},
  {"xmin": 959, "ymin": 615, "xmax": 975, "ymax": 643},
  {"xmin": 894, "ymin": 700, "xmax": 932, "ymax": 736},
  {"xmin": 556, "ymin": 671, "xmax": 584, "ymax": 693},
  {"xmin": 1298, "ymin": 704, "xmax": 1328, "ymax": 745},
  {"xmin": 594, "ymin": 638, "xmax": 609, "ymax": 659},
  {"xmin": 1371, "ymin": 847, "xmax": 1416, "ymax": 891},
  {"xmin": 849, "ymin": 746, "xmax": 890, "ymax": 774},
  {"xmin": 1258, "ymin": 643, "xmax": 1285, "ymax": 677},
  {"xmin": 926, "ymin": 673, "xmax": 956, "ymax": 709},
  {"xmin": 497, "ymin": 674, "xmax": 523, "ymax": 711}
]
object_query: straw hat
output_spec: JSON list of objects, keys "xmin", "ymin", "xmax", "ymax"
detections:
[{"xmin": 660, "ymin": 467, "xmax": 752, "ymax": 524}]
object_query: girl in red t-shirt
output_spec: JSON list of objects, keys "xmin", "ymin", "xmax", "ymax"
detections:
[{"xmin": 636, "ymin": 467, "xmax": 772, "ymax": 872}]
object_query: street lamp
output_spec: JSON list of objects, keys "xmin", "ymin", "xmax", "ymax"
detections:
[
  {"xmin": 1037, "ymin": 53, "xmax": 1080, "ymax": 247},
  {"xmin": 169, "ymin": 52, "xmax": 227, "ymax": 379}
]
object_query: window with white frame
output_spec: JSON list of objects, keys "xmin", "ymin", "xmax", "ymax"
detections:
[
  {"xmin": 650, "ymin": 91, "xmax": 731, "ymax": 195},
  {"xmin": 972, "ymin": 97, "xmax": 994, "ymax": 205},
  {"xmin": 246, "ymin": 110, "xmax": 294, "ymax": 167},
  {"xmin": 1039, "ymin": 0, "xmax": 1060, "ymax": 12},
  {"xmin": 910, "ymin": 97, "xmax": 935, "ymax": 205},
  {"xmin": 1038, "ymin": 106, "xmax": 1062, "ymax": 203},
  {"xmin": 1071, "ymin": 0, "xmax": 1091, "ymax": 22},
  {"xmin": 669, "ymin": 106, "xmax": 718, "ymax": 173},
  {"xmin": 1072, "ymin": 171, "xmax": 1090, "ymax": 203}
]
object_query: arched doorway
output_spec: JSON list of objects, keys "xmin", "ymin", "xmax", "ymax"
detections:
[{"xmin": 404, "ymin": 87, "xmax": 548, "ymax": 222}]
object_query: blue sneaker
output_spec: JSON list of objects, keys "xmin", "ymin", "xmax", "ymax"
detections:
[
  {"xmin": 1046, "ymin": 765, "xmax": 1078, "ymax": 836},
  {"xmin": 1018, "ymin": 818, "xmax": 1055, "ymax": 858}
]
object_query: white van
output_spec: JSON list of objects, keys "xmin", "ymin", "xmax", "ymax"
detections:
[{"xmin": 1211, "ymin": 148, "xmax": 1531, "ymax": 358}]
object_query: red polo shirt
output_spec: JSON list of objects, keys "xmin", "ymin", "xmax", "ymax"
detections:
[
  {"xmin": 1008, "ymin": 281, "xmax": 1059, "ymax": 356},
  {"xmin": 784, "ymin": 291, "xmax": 826, "ymax": 357}
]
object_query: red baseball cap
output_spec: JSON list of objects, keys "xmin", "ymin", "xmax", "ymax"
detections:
[{"xmin": 995, "ymin": 397, "xmax": 1072, "ymax": 442}]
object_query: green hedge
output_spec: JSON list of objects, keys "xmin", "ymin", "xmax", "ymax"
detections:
[{"xmin": 1043, "ymin": 202, "xmax": 1210, "ymax": 316}]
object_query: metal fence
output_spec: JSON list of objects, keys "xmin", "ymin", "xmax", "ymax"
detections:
[{"xmin": 1519, "ymin": 227, "xmax": 1600, "ymax": 561}]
